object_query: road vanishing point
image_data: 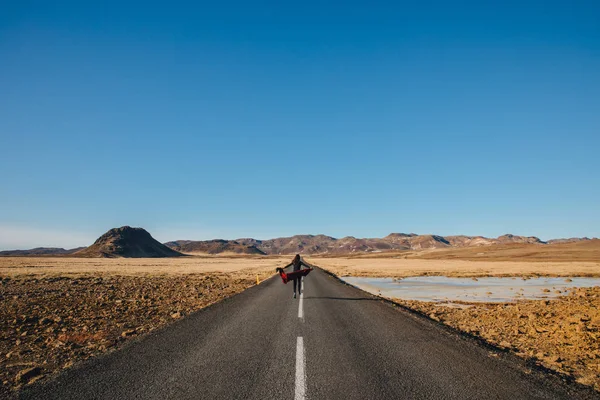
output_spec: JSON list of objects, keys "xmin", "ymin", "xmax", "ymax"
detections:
[{"xmin": 20, "ymin": 268, "xmax": 599, "ymax": 400}]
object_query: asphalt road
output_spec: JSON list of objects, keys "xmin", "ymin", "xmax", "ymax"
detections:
[{"xmin": 20, "ymin": 268, "xmax": 599, "ymax": 400}]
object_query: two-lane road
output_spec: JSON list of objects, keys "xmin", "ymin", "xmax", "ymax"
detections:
[{"xmin": 20, "ymin": 268, "xmax": 598, "ymax": 399}]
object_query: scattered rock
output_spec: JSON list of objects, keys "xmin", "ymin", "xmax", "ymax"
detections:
[
  {"xmin": 15, "ymin": 367, "xmax": 41, "ymax": 384},
  {"xmin": 0, "ymin": 274, "xmax": 255, "ymax": 393},
  {"xmin": 121, "ymin": 329, "xmax": 136, "ymax": 337}
]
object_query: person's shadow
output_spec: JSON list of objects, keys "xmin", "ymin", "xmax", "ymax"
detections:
[{"xmin": 303, "ymin": 296, "xmax": 377, "ymax": 301}]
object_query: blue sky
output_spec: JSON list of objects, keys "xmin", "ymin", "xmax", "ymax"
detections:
[{"xmin": 1, "ymin": 1, "xmax": 599, "ymax": 249}]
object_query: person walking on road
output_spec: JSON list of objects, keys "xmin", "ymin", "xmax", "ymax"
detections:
[{"xmin": 284, "ymin": 254, "xmax": 310, "ymax": 298}]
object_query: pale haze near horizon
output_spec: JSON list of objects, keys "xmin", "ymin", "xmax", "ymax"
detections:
[{"xmin": 1, "ymin": 2, "xmax": 599, "ymax": 250}]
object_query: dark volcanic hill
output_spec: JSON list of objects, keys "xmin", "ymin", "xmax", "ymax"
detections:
[
  {"xmin": 164, "ymin": 239, "xmax": 265, "ymax": 255},
  {"xmin": 0, "ymin": 247, "xmax": 85, "ymax": 256},
  {"xmin": 75, "ymin": 226, "xmax": 184, "ymax": 258}
]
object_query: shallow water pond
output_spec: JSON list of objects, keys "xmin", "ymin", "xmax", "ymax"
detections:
[{"xmin": 341, "ymin": 276, "xmax": 600, "ymax": 303}]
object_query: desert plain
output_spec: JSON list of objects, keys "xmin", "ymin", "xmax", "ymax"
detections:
[{"xmin": 1, "ymin": 240, "xmax": 600, "ymax": 396}]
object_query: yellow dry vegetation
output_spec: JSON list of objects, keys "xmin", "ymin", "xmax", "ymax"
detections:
[
  {"xmin": 309, "ymin": 257, "xmax": 600, "ymax": 278},
  {"xmin": 0, "ymin": 256, "xmax": 287, "ymax": 280}
]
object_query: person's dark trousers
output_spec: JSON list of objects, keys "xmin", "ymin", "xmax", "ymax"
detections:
[{"xmin": 293, "ymin": 277, "xmax": 302, "ymax": 294}]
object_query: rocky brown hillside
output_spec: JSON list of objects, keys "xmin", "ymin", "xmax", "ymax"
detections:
[
  {"xmin": 496, "ymin": 234, "xmax": 544, "ymax": 245},
  {"xmin": 235, "ymin": 235, "xmax": 338, "ymax": 254},
  {"xmin": 74, "ymin": 227, "xmax": 183, "ymax": 258},
  {"xmin": 444, "ymin": 236, "xmax": 496, "ymax": 247},
  {"xmin": 164, "ymin": 239, "xmax": 265, "ymax": 255},
  {"xmin": 547, "ymin": 237, "xmax": 592, "ymax": 244}
]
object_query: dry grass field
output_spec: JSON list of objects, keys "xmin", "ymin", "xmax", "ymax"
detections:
[
  {"xmin": 0, "ymin": 256, "xmax": 288, "ymax": 279},
  {"xmin": 415, "ymin": 239, "xmax": 600, "ymax": 261},
  {"xmin": 310, "ymin": 258, "xmax": 600, "ymax": 278},
  {"xmin": 309, "ymin": 239, "xmax": 600, "ymax": 278}
]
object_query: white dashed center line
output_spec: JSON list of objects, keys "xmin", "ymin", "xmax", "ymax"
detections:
[
  {"xmin": 295, "ymin": 336, "xmax": 306, "ymax": 400},
  {"xmin": 298, "ymin": 279, "xmax": 304, "ymax": 319}
]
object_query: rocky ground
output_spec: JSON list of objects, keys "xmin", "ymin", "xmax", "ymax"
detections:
[
  {"xmin": 0, "ymin": 274, "xmax": 259, "ymax": 396},
  {"xmin": 392, "ymin": 287, "xmax": 600, "ymax": 391}
]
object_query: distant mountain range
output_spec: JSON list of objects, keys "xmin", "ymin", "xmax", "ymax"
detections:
[
  {"xmin": 163, "ymin": 233, "xmax": 594, "ymax": 255},
  {"xmin": 0, "ymin": 247, "xmax": 86, "ymax": 256},
  {"xmin": 0, "ymin": 228, "xmax": 594, "ymax": 257}
]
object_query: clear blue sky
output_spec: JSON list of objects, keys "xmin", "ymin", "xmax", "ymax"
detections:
[{"xmin": 1, "ymin": 1, "xmax": 599, "ymax": 249}]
